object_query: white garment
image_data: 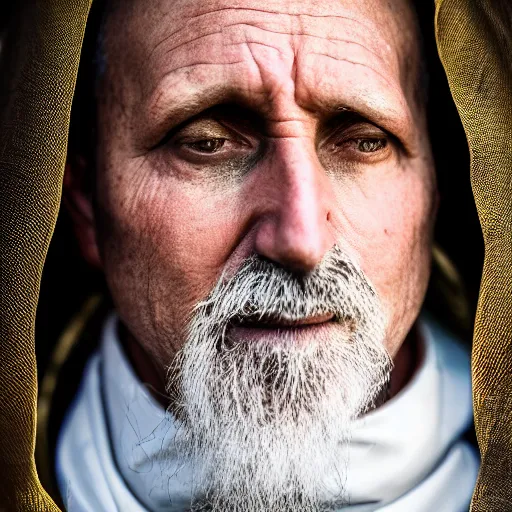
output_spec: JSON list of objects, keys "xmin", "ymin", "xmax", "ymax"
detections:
[{"xmin": 56, "ymin": 313, "xmax": 479, "ymax": 512}]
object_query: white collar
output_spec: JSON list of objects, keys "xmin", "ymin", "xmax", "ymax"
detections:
[{"xmin": 56, "ymin": 314, "xmax": 479, "ymax": 511}]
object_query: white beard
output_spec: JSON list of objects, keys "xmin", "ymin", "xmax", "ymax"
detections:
[{"xmin": 167, "ymin": 246, "xmax": 393, "ymax": 511}]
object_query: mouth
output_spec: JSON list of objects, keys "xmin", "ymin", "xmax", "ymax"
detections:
[
  {"xmin": 231, "ymin": 313, "xmax": 337, "ymax": 330},
  {"xmin": 225, "ymin": 313, "xmax": 343, "ymax": 346}
]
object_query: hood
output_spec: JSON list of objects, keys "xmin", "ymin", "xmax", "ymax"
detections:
[
  {"xmin": 0, "ymin": 0, "xmax": 511, "ymax": 510},
  {"xmin": 435, "ymin": 0, "xmax": 512, "ymax": 510}
]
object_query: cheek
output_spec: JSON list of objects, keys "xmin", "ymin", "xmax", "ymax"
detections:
[
  {"xmin": 96, "ymin": 159, "xmax": 242, "ymax": 358},
  {"xmin": 333, "ymin": 168, "xmax": 435, "ymax": 353}
]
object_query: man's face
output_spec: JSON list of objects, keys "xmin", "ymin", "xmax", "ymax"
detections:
[
  {"xmin": 88, "ymin": 0, "xmax": 436, "ymax": 508},
  {"xmin": 95, "ymin": 0, "xmax": 435, "ymax": 360}
]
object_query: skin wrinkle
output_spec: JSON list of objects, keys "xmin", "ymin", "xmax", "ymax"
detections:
[
  {"xmin": 245, "ymin": 42, "xmax": 268, "ymax": 102},
  {"xmin": 309, "ymin": 52, "xmax": 402, "ymax": 98},
  {"xmin": 186, "ymin": 8, "xmax": 371, "ymax": 24},
  {"xmin": 236, "ymin": 40, "xmax": 288, "ymax": 60},
  {"xmin": 243, "ymin": 42, "xmax": 297, "ymax": 122},
  {"xmin": 147, "ymin": 23, "xmax": 396, "ymax": 103},
  {"xmin": 125, "ymin": 155, "xmax": 152, "ymax": 219},
  {"xmin": 147, "ymin": 242, "xmax": 160, "ymax": 338},
  {"xmin": 150, "ymin": 7, "xmax": 374, "ymax": 57},
  {"xmin": 160, "ymin": 25, "xmax": 388, "ymax": 68},
  {"xmin": 138, "ymin": 13, "xmax": 402, "ymax": 113}
]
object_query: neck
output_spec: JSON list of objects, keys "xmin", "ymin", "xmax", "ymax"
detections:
[
  {"xmin": 117, "ymin": 321, "xmax": 170, "ymax": 408},
  {"xmin": 389, "ymin": 323, "xmax": 423, "ymax": 399}
]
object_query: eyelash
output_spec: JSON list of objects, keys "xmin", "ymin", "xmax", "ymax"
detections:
[
  {"xmin": 183, "ymin": 138, "xmax": 227, "ymax": 153},
  {"xmin": 180, "ymin": 135, "xmax": 389, "ymax": 156},
  {"xmin": 335, "ymin": 137, "xmax": 389, "ymax": 153}
]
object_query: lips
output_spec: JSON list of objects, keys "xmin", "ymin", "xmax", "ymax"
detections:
[
  {"xmin": 230, "ymin": 313, "xmax": 336, "ymax": 330},
  {"xmin": 223, "ymin": 313, "xmax": 348, "ymax": 348}
]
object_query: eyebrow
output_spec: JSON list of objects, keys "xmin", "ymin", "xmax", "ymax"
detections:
[
  {"xmin": 138, "ymin": 61, "xmax": 414, "ymax": 152},
  {"xmin": 145, "ymin": 80, "xmax": 241, "ymax": 141}
]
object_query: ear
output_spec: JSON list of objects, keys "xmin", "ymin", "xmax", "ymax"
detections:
[{"xmin": 63, "ymin": 156, "xmax": 103, "ymax": 269}]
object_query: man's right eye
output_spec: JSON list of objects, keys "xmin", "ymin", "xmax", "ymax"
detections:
[
  {"xmin": 182, "ymin": 138, "xmax": 227, "ymax": 154},
  {"xmin": 163, "ymin": 116, "xmax": 256, "ymax": 164}
]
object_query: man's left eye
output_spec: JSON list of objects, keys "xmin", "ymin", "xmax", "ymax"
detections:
[
  {"xmin": 328, "ymin": 130, "xmax": 391, "ymax": 161},
  {"xmin": 355, "ymin": 138, "xmax": 388, "ymax": 153},
  {"xmin": 183, "ymin": 138, "xmax": 227, "ymax": 154}
]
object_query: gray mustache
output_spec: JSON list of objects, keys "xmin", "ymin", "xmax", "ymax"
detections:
[{"xmin": 196, "ymin": 245, "xmax": 379, "ymax": 327}]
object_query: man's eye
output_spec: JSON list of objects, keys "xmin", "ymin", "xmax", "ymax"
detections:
[
  {"xmin": 355, "ymin": 138, "xmax": 388, "ymax": 153},
  {"xmin": 329, "ymin": 132, "xmax": 391, "ymax": 160},
  {"xmin": 184, "ymin": 138, "xmax": 226, "ymax": 153}
]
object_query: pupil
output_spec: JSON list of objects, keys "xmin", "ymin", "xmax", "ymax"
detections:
[
  {"xmin": 359, "ymin": 139, "xmax": 386, "ymax": 152},
  {"xmin": 198, "ymin": 139, "xmax": 223, "ymax": 152}
]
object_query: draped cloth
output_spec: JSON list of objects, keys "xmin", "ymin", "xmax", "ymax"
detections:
[
  {"xmin": 0, "ymin": 0, "xmax": 511, "ymax": 510},
  {"xmin": 0, "ymin": 1, "xmax": 92, "ymax": 510},
  {"xmin": 435, "ymin": 0, "xmax": 512, "ymax": 509}
]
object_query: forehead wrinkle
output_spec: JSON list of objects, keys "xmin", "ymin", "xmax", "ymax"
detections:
[
  {"xmin": 106, "ymin": 0, "xmax": 417, "ymax": 87},
  {"xmin": 146, "ymin": 67, "xmax": 241, "ymax": 123},
  {"xmin": 186, "ymin": 5, "xmax": 371, "ymax": 23},
  {"xmin": 150, "ymin": 12, "xmax": 394, "ymax": 70},
  {"xmin": 293, "ymin": 51, "xmax": 414, "ymax": 141},
  {"xmin": 308, "ymin": 52, "xmax": 401, "ymax": 99},
  {"xmin": 150, "ymin": 5, "xmax": 375, "ymax": 56},
  {"xmin": 146, "ymin": 18, "xmax": 398, "ymax": 107},
  {"xmin": 213, "ymin": 23, "xmax": 390, "ymax": 69},
  {"xmin": 117, "ymin": 3, "xmax": 411, "ymax": 103},
  {"xmin": 243, "ymin": 42, "xmax": 295, "ymax": 117}
]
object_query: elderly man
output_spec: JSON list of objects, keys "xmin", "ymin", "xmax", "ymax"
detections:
[{"xmin": 52, "ymin": 0, "xmax": 479, "ymax": 510}]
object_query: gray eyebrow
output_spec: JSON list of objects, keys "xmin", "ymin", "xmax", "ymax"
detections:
[{"xmin": 141, "ymin": 66, "xmax": 412, "ymax": 155}]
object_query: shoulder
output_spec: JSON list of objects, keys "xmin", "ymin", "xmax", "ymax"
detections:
[
  {"xmin": 36, "ymin": 296, "xmax": 111, "ymax": 506},
  {"xmin": 420, "ymin": 313, "xmax": 476, "ymax": 447}
]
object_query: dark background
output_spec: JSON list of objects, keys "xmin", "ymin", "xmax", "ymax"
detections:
[{"xmin": 0, "ymin": 2, "xmax": 484, "ymax": 379}]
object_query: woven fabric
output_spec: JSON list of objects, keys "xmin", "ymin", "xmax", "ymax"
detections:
[
  {"xmin": 0, "ymin": 1, "xmax": 91, "ymax": 510},
  {"xmin": 436, "ymin": 0, "xmax": 512, "ymax": 509}
]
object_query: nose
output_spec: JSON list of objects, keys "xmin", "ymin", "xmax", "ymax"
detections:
[{"xmin": 253, "ymin": 140, "xmax": 336, "ymax": 273}]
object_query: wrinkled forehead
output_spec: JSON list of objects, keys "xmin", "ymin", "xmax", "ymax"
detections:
[
  {"xmin": 105, "ymin": 0, "xmax": 418, "ymax": 44},
  {"xmin": 100, "ymin": 0, "xmax": 423, "ymax": 118}
]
